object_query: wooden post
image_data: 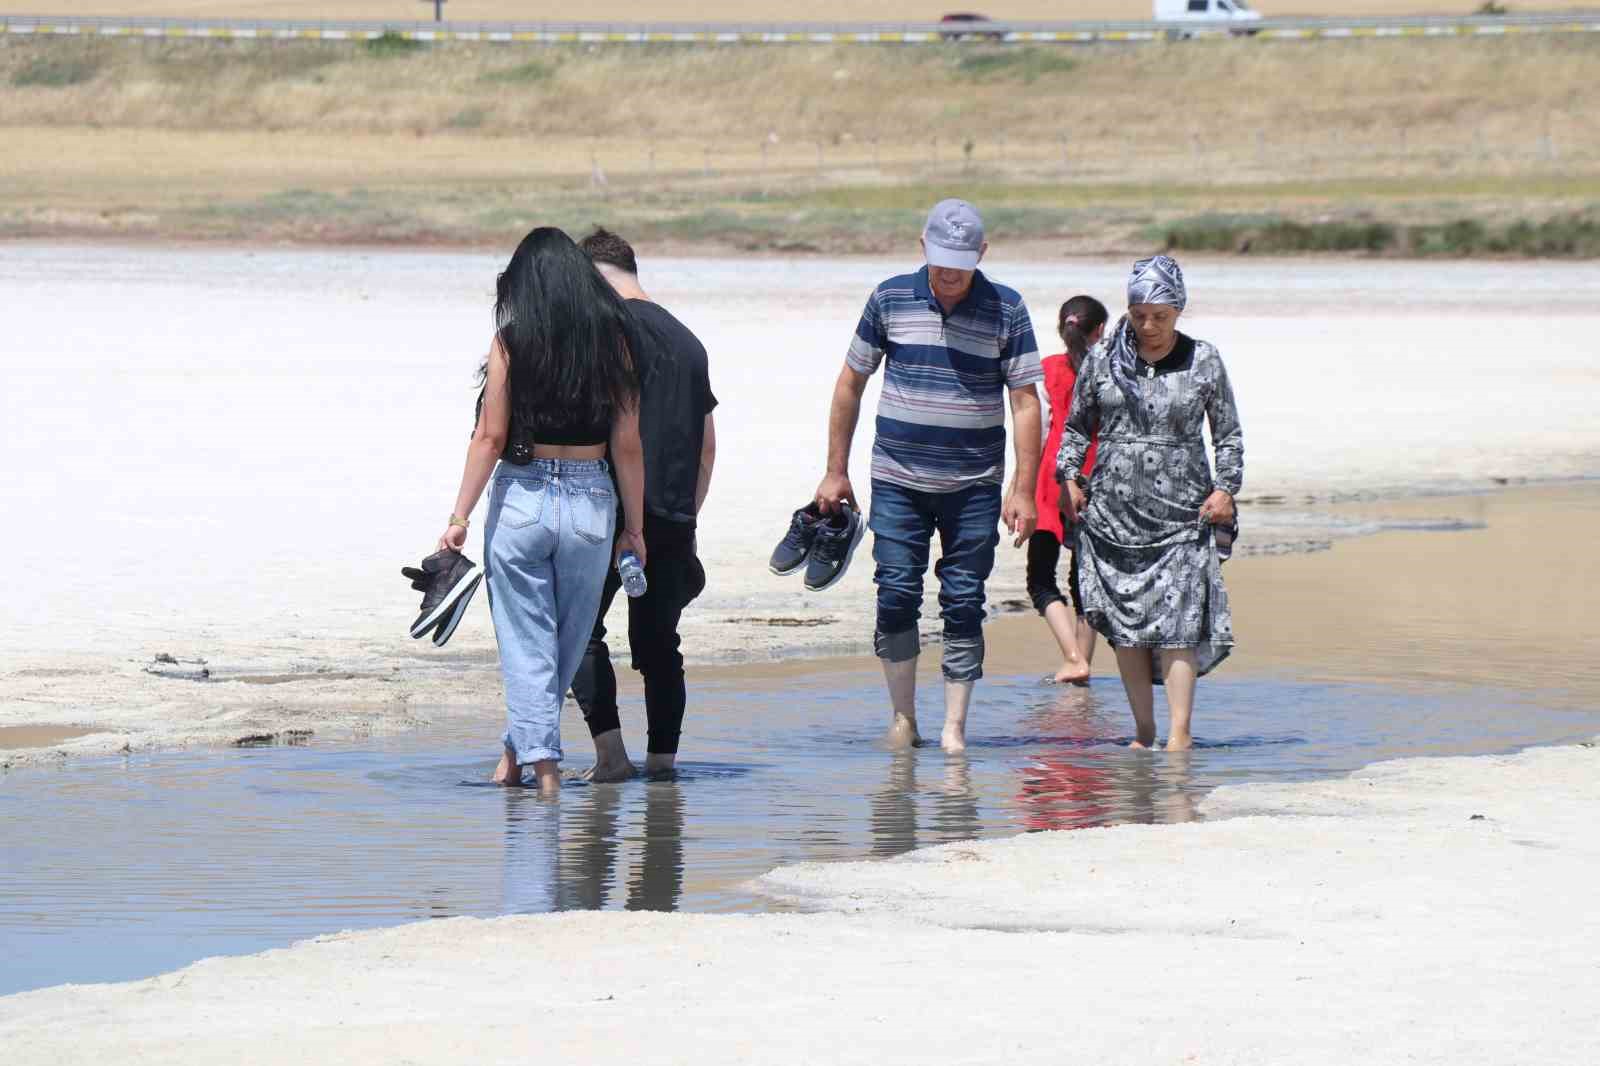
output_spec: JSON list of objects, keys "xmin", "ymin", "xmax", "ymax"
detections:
[{"xmin": 419, "ymin": 0, "xmax": 445, "ymax": 22}]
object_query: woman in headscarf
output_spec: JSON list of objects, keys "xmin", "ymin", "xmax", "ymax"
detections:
[{"xmin": 1056, "ymin": 255, "xmax": 1242, "ymax": 750}]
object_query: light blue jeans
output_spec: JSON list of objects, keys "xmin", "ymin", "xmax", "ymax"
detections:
[{"xmin": 484, "ymin": 458, "xmax": 616, "ymax": 766}]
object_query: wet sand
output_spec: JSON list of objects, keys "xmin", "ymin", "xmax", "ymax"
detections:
[
  {"xmin": 988, "ymin": 482, "xmax": 1600, "ymax": 705},
  {"xmin": 0, "ymin": 725, "xmax": 101, "ymax": 750}
]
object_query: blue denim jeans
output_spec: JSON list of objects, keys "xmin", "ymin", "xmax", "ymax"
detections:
[
  {"xmin": 869, "ymin": 479, "xmax": 1001, "ymax": 682},
  {"xmin": 484, "ymin": 458, "xmax": 616, "ymax": 766}
]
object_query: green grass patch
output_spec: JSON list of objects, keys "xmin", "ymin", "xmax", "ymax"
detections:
[
  {"xmin": 147, "ymin": 41, "xmax": 344, "ymax": 85},
  {"xmin": 1157, "ymin": 212, "xmax": 1600, "ymax": 257},
  {"xmin": 1410, "ymin": 215, "xmax": 1600, "ymax": 256},
  {"xmin": 1162, "ymin": 215, "xmax": 1399, "ymax": 253},
  {"xmin": 481, "ymin": 59, "xmax": 555, "ymax": 84},
  {"xmin": 782, "ymin": 174, "xmax": 1600, "ymax": 215},
  {"xmin": 364, "ymin": 32, "xmax": 425, "ymax": 58},
  {"xmin": 195, "ymin": 188, "xmax": 357, "ymax": 222},
  {"xmin": 12, "ymin": 54, "xmax": 100, "ymax": 88},
  {"xmin": 954, "ymin": 47, "xmax": 1077, "ymax": 83},
  {"xmin": 446, "ymin": 106, "xmax": 489, "ymax": 130}
]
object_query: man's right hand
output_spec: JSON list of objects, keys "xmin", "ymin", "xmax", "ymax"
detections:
[
  {"xmin": 814, "ymin": 473, "xmax": 858, "ymax": 516},
  {"xmin": 1063, "ymin": 481, "xmax": 1087, "ymax": 525}
]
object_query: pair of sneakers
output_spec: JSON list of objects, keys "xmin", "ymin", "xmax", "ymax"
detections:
[
  {"xmin": 769, "ymin": 501, "xmax": 864, "ymax": 592},
  {"xmin": 403, "ymin": 549, "xmax": 482, "ymax": 646}
]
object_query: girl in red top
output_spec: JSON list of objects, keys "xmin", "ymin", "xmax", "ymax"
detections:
[{"xmin": 1028, "ymin": 295, "xmax": 1108, "ymax": 684}]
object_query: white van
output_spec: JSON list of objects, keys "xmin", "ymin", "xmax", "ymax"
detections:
[{"xmin": 1153, "ymin": 0, "xmax": 1264, "ymax": 28}]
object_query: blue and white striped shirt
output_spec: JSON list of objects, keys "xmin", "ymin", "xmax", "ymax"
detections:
[{"xmin": 847, "ymin": 267, "xmax": 1042, "ymax": 494}]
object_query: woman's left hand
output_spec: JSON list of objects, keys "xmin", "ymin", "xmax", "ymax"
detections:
[
  {"xmin": 1198, "ymin": 490, "xmax": 1235, "ymax": 527},
  {"xmin": 437, "ymin": 524, "xmax": 468, "ymax": 553}
]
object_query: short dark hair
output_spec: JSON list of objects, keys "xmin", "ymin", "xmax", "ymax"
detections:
[{"xmin": 579, "ymin": 227, "xmax": 638, "ymax": 275}]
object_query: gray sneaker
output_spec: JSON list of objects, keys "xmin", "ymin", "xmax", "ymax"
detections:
[
  {"xmin": 426, "ymin": 570, "xmax": 482, "ymax": 646},
  {"xmin": 770, "ymin": 502, "xmax": 825, "ymax": 576},
  {"xmin": 803, "ymin": 503, "xmax": 864, "ymax": 592},
  {"xmin": 403, "ymin": 550, "xmax": 481, "ymax": 639}
]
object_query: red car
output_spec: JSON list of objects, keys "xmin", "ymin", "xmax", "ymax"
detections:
[{"xmin": 939, "ymin": 13, "xmax": 1006, "ymax": 41}]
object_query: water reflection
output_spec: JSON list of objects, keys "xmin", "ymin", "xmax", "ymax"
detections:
[
  {"xmin": 1014, "ymin": 687, "xmax": 1198, "ymax": 830},
  {"xmin": 501, "ymin": 790, "xmax": 559, "ymax": 915},
  {"xmin": 625, "ymin": 782, "xmax": 685, "ymax": 913},
  {"xmin": 870, "ymin": 752, "xmax": 917, "ymax": 857},
  {"xmin": 869, "ymin": 750, "xmax": 981, "ymax": 858},
  {"xmin": 6, "ymin": 671, "xmax": 1597, "ymax": 994},
  {"xmin": 516, "ymin": 779, "xmax": 689, "ymax": 913}
]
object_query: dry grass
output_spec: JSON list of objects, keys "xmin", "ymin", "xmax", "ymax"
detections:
[
  {"xmin": 2, "ymin": 34, "xmax": 1597, "ymax": 251},
  {"xmin": 3, "ymin": 36, "xmax": 1595, "ymax": 156},
  {"xmin": 6, "ymin": 0, "xmax": 1558, "ymax": 23}
]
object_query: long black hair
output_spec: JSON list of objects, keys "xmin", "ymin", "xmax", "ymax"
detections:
[
  {"xmin": 483, "ymin": 226, "xmax": 640, "ymax": 436},
  {"xmin": 1057, "ymin": 294, "xmax": 1109, "ymax": 371}
]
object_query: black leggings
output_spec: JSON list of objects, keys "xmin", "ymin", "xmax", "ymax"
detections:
[
  {"xmin": 570, "ymin": 515, "xmax": 704, "ymax": 755},
  {"xmin": 1025, "ymin": 529, "xmax": 1084, "ymax": 618}
]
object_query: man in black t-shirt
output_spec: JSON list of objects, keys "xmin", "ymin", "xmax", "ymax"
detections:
[{"xmin": 571, "ymin": 228, "xmax": 718, "ymax": 781}]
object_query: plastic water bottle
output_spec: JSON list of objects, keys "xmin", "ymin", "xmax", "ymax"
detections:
[{"xmin": 618, "ymin": 550, "xmax": 648, "ymax": 599}]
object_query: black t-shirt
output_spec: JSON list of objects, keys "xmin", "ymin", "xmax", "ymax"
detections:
[{"xmin": 629, "ymin": 299, "xmax": 717, "ymax": 525}]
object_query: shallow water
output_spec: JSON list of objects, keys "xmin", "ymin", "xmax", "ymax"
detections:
[{"xmin": 4, "ymin": 667, "xmax": 1597, "ymax": 995}]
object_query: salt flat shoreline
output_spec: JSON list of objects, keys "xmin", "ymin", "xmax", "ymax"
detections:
[
  {"xmin": 3, "ymin": 737, "xmax": 1595, "ymax": 1064},
  {"xmin": 4, "ymin": 480, "xmax": 1598, "ymax": 770}
]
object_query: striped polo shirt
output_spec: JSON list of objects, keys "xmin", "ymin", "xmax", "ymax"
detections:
[{"xmin": 847, "ymin": 266, "xmax": 1042, "ymax": 494}]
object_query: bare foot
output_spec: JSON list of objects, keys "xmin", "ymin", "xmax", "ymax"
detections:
[
  {"xmin": 492, "ymin": 746, "xmax": 523, "ymax": 786},
  {"xmin": 886, "ymin": 714, "xmax": 921, "ymax": 749},
  {"xmin": 642, "ymin": 753, "xmax": 677, "ymax": 779},
  {"xmin": 582, "ymin": 759, "xmax": 637, "ymax": 784},
  {"xmin": 1128, "ymin": 739, "xmax": 1150, "ymax": 750},
  {"xmin": 940, "ymin": 726, "xmax": 967, "ymax": 754},
  {"xmin": 1165, "ymin": 734, "xmax": 1194, "ymax": 752},
  {"xmin": 1053, "ymin": 659, "xmax": 1091, "ymax": 685}
]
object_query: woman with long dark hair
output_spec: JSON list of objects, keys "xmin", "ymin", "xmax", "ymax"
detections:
[
  {"xmin": 1058, "ymin": 256, "xmax": 1242, "ymax": 750},
  {"xmin": 1024, "ymin": 294, "xmax": 1109, "ymax": 684},
  {"xmin": 438, "ymin": 226, "xmax": 646, "ymax": 793}
]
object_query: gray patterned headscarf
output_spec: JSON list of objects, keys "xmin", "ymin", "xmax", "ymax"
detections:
[{"xmin": 1107, "ymin": 255, "xmax": 1187, "ymax": 427}]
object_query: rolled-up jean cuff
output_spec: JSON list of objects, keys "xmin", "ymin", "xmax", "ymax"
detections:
[
  {"xmin": 941, "ymin": 634, "xmax": 984, "ymax": 682},
  {"xmin": 874, "ymin": 626, "xmax": 920, "ymax": 663},
  {"xmin": 502, "ymin": 733, "xmax": 561, "ymax": 766}
]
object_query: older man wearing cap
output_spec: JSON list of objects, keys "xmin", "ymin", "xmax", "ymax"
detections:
[{"xmin": 814, "ymin": 199, "xmax": 1043, "ymax": 753}]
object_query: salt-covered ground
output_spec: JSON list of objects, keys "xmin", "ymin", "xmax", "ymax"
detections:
[
  {"xmin": 4, "ymin": 737, "xmax": 1594, "ymax": 1065},
  {"xmin": 3, "ymin": 246, "xmax": 1599, "ymax": 758}
]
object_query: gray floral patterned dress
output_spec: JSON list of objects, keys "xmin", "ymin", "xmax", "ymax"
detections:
[{"xmin": 1056, "ymin": 332, "xmax": 1243, "ymax": 675}]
